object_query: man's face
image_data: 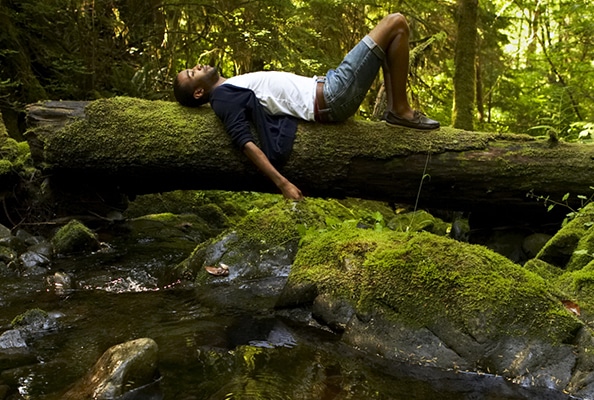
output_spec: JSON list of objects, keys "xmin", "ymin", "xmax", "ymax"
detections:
[{"xmin": 177, "ymin": 64, "xmax": 219, "ymax": 95}]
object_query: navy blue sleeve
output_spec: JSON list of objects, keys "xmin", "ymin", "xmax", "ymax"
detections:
[
  {"xmin": 210, "ymin": 87, "xmax": 255, "ymax": 149},
  {"xmin": 210, "ymin": 84, "xmax": 297, "ymax": 166}
]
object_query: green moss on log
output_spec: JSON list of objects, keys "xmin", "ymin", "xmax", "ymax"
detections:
[{"xmin": 45, "ymin": 97, "xmax": 238, "ymax": 168}]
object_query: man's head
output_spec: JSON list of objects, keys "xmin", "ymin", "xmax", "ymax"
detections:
[{"xmin": 173, "ymin": 64, "xmax": 220, "ymax": 107}]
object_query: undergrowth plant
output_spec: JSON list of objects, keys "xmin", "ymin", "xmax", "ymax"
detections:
[{"xmin": 527, "ymin": 188, "xmax": 594, "ymax": 226}]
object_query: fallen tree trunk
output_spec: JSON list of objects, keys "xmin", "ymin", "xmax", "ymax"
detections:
[{"xmin": 24, "ymin": 97, "xmax": 594, "ymax": 216}]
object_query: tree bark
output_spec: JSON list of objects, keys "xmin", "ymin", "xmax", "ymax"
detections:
[
  {"xmin": 24, "ymin": 98, "xmax": 594, "ymax": 216},
  {"xmin": 452, "ymin": 0, "xmax": 478, "ymax": 131}
]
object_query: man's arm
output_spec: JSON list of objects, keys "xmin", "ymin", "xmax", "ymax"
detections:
[{"xmin": 243, "ymin": 142, "xmax": 303, "ymax": 200}]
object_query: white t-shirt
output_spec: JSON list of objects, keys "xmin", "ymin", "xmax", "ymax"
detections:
[{"xmin": 223, "ymin": 71, "xmax": 316, "ymax": 121}]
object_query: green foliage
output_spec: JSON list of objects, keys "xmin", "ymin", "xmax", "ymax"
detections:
[
  {"xmin": 527, "ymin": 188, "xmax": 594, "ymax": 225},
  {"xmin": 0, "ymin": 0, "xmax": 592, "ymax": 135}
]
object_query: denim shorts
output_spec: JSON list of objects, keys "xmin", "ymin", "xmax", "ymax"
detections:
[{"xmin": 320, "ymin": 35, "xmax": 385, "ymax": 122}]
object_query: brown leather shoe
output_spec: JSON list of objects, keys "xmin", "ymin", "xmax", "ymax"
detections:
[{"xmin": 385, "ymin": 110, "xmax": 440, "ymax": 130}]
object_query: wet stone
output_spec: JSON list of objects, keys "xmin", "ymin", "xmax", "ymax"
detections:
[
  {"xmin": 312, "ymin": 293, "xmax": 356, "ymax": 332},
  {"xmin": 27, "ymin": 241, "xmax": 52, "ymax": 258},
  {"xmin": 523, "ymin": 233, "xmax": 553, "ymax": 259},
  {"xmin": 0, "ymin": 330, "xmax": 26, "ymax": 349},
  {"xmin": 0, "ymin": 224, "xmax": 11, "ymax": 242},
  {"xmin": 62, "ymin": 338, "xmax": 160, "ymax": 400},
  {"xmin": 15, "ymin": 229, "xmax": 44, "ymax": 248},
  {"xmin": 0, "ymin": 261, "xmax": 14, "ymax": 277},
  {"xmin": 51, "ymin": 219, "xmax": 100, "ymax": 256},
  {"xmin": 0, "ymin": 246, "xmax": 16, "ymax": 264},
  {"xmin": 19, "ymin": 250, "xmax": 50, "ymax": 270},
  {"xmin": 12, "ymin": 309, "xmax": 58, "ymax": 340},
  {"xmin": 46, "ymin": 271, "xmax": 73, "ymax": 295}
]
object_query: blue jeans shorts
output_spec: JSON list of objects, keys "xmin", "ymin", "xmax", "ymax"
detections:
[{"xmin": 319, "ymin": 35, "xmax": 385, "ymax": 122}]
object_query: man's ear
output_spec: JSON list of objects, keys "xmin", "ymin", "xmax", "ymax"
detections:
[{"xmin": 193, "ymin": 87, "xmax": 204, "ymax": 99}]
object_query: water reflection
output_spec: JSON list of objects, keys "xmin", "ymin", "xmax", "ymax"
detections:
[{"xmin": 0, "ymin": 230, "xmax": 576, "ymax": 400}]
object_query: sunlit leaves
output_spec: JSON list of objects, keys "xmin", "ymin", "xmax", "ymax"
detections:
[{"xmin": 0, "ymin": 0, "xmax": 591, "ymax": 132}]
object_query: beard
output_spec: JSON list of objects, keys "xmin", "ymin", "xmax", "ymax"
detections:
[{"xmin": 201, "ymin": 66, "xmax": 220, "ymax": 90}]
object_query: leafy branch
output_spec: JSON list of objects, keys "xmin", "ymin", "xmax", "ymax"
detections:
[{"xmin": 527, "ymin": 188, "xmax": 594, "ymax": 222}]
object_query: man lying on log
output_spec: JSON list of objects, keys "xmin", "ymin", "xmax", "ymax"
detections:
[{"xmin": 173, "ymin": 13, "xmax": 439, "ymax": 200}]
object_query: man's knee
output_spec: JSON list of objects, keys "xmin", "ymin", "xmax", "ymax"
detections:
[{"xmin": 383, "ymin": 13, "xmax": 409, "ymax": 35}]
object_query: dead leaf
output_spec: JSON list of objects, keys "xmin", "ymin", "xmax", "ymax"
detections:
[
  {"xmin": 561, "ymin": 300, "xmax": 581, "ymax": 316},
  {"xmin": 204, "ymin": 263, "xmax": 229, "ymax": 277}
]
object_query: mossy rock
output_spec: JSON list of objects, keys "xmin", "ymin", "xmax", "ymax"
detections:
[
  {"xmin": 174, "ymin": 197, "xmax": 412, "ymax": 282},
  {"xmin": 127, "ymin": 212, "xmax": 214, "ymax": 247},
  {"xmin": 566, "ymin": 225, "xmax": 594, "ymax": 271},
  {"xmin": 536, "ymin": 203, "xmax": 594, "ymax": 269},
  {"xmin": 556, "ymin": 260, "xmax": 594, "ymax": 323},
  {"xmin": 0, "ymin": 132, "xmax": 33, "ymax": 191},
  {"xmin": 125, "ymin": 190, "xmax": 266, "ymax": 228},
  {"xmin": 194, "ymin": 203, "xmax": 230, "ymax": 230},
  {"xmin": 11, "ymin": 308, "xmax": 48, "ymax": 329},
  {"xmin": 524, "ymin": 258, "xmax": 564, "ymax": 281},
  {"xmin": 387, "ymin": 209, "xmax": 449, "ymax": 235},
  {"xmin": 0, "ymin": 137, "xmax": 19, "ymax": 181},
  {"xmin": 51, "ymin": 220, "xmax": 100, "ymax": 255},
  {"xmin": 286, "ymin": 226, "xmax": 580, "ymax": 344},
  {"xmin": 176, "ymin": 200, "xmax": 304, "ymax": 281}
]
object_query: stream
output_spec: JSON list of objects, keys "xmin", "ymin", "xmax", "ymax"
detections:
[{"xmin": 0, "ymin": 223, "xmax": 575, "ymax": 400}]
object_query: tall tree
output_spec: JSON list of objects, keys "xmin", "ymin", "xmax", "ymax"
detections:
[{"xmin": 452, "ymin": 0, "xmax": 478, "ymax": 130}]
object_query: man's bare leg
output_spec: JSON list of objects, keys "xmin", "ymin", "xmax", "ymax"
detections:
[
  {"xmin": 368, "ymin": 13, "xmax": 413, "ymax": 119},
  {"xmin": 369, "ymin": 14, "xmax": 439, "ymax": 129}
]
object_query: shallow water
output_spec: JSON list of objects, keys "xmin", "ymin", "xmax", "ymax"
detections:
[{"xmin": 0, "ymin": 227, "xmax": 575, "ymax": 400}]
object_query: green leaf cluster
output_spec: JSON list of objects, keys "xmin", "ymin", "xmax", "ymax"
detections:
[{"xmin": 0, "ymin": 0, "xmax": 592, "ymax": 136}]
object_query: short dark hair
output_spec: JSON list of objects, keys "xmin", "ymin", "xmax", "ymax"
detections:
[{"xmin": 173, "ymin": 75, "xmax": 210, "ymax": 107}]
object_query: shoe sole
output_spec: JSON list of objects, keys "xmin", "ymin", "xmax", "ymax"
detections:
[{"xmin": 384, "ymin": 120, "xmax": 440, "ymax": 131}]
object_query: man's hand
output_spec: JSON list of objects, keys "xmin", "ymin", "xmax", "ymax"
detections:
[
  {"xmin": 242, "ymin": 142, "xmax": 305, "ymax": 200},
  {"xmin": 278, "ymin": 180, "xmax": 304, "ymax": 200}
]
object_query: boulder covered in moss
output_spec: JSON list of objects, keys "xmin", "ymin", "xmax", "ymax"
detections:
[
  {"xmin": 10, "ymin": 308, "xmax": 59, "ymax": 342},
  {"xmin": 1, "ymin": 110, "xmax": 32, "ymax": 184},
  {"xmin": 536, "ymin": 203, "xmax": 594, "ymax": 269},
  {"xmin": 278, "ymin": 226, "xmax": 592, "ymax": 395},
  {"xmin": 173, "ymin": 197, "xmax": 418, "ymax": 311},
  {"xmin": 0, "ymin": 133, "xmax": 21, "ymax": 186},
  {"xmin": 127, "ymin": 213, "xmax": 214, "ymax": 245},
  {"xmin": 554, "ymin": 261, "xmax": 594, "ymax": 326},
  {"xmin": 51, "ymin": 219, "xmax": 100, "ymax": 255},
  {"xmin": 174, "ymin": 200, "xmax": 304, "ymax": 311},
  {"xmin": 387, "ymin": 209, "xmax": 449, "ymax": 234}
]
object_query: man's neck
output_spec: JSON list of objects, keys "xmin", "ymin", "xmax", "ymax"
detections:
[{"xmin": 213, "ymin": 76, "xmax": 227, "ymax": 90}]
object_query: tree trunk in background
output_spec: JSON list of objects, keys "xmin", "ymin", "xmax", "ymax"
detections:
[
  {"xmin": 452, "ymin": 0, "xmax": 478, "ymax": 131},
  {"xmin": 476, "ymin": 58, "xmax": 484, "ymax": 124}
]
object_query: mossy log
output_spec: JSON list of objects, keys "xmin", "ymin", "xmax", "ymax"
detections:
[{"xmin": 24, "ymin": 97, "xmax": 594, "ymax": 214}]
